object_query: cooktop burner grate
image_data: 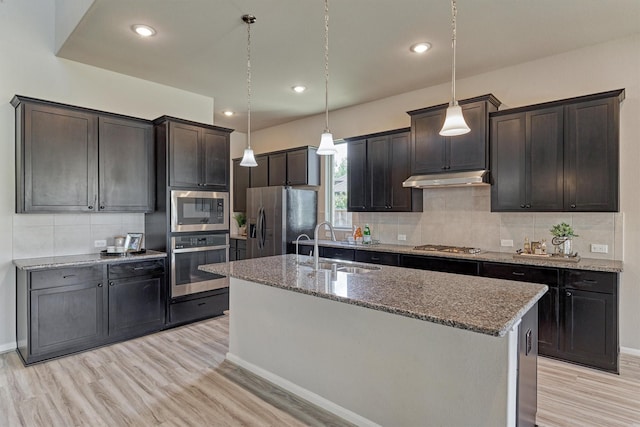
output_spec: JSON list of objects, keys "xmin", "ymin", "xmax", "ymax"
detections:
[{"xmin": 413, "ymin": 244, "xmax": 482, "ymax": 254}]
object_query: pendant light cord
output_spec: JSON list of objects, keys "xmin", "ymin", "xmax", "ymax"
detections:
[
  {"xmin": 246, "ymin": 17, "xmax": 252, "ymax": 149},
  {"xmin": 450, "ymin": 0, "xmax": 458, "ymax": 107},
  {"xmin": 324, "ymin": 0, "xmax": 330, "ymax": 133}
]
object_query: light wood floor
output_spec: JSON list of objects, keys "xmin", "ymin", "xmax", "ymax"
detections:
[{"xmin": 1, "ymin": 314, "xmax": 639, "ymax": 427}]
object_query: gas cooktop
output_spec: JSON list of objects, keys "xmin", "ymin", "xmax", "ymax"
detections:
[{"xmin": 413, "ymin": 244, "xmax": 482, "ymax": 254}]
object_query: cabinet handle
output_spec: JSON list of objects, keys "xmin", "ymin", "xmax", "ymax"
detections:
[
  {"xmin": 109, "ymin": 281, "xmax": 115, "ymax": 286},
  {"xmin": 512, "ymin": 272, "xmax": 525, "ymax": 276},
  {"xmin": 566, "ymin": 291, "xmax": 572, "ymax": 297},
  {"xmin": 582, "ymin": 279, "xmax": 598, "ymax": 285},
  {"xmin": 371, "ymin": 256, "xmax": 380, "ymax": 261},
  {"xmin": 520, "ymin": 204, "xmax": 525, "ymax": 208},
  {"xmin": 525, "ymin": 204, "xmax": 531, "ymax": 208},
  {"xmin": 98, "ymin": 283, "xmax": 103, "ymax": 287},
  {"xmin": 63, "ymin": 274, "xmax": 77, "ymax": 279},
  {"xmin": 570, "ymin": 204, "xmax": 576, "ymax": 209}
]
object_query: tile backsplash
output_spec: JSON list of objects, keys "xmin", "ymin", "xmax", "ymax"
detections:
[
  {"xmin": 12, "ymin": 213, "xmax": 145, "ymax": 259},
  {"xmin": 350, "ymin": 186, "xmax": 622, "ymax": 260}
]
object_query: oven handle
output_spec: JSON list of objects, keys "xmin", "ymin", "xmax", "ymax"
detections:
[{"xmin": 172, "ymin": 244, "xmax": 229, "ymax": 254}]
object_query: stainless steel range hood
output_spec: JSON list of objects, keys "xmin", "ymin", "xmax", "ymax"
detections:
[{"xmin": 402, "ymin": 170, "xmax": 489, "ymax": 188}]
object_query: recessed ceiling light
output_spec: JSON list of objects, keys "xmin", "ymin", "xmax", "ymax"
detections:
[
  {"xmin": 131, "ymin": 24, "xmax": 156, "ymax": 37},
  {"xmin": 292, "ymin": 85, "xmax": 307, "ymax": 93},
  {"xmin": 410, "ymin": 42, "xmax": 431, "ymax": 53},
  {"xmin": 222, "ymin": 110, "xmax": 234, "ymax": 117}
]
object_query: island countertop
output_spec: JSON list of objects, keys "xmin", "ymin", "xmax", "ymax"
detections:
[{"xmin": 201, "ymin": 254, "xmax": 547, "ymax": 337}]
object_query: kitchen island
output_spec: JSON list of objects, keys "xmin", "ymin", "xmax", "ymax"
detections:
[{"xmin": 201, "ymin": 255, "xmax": 547, "ymax": 426}]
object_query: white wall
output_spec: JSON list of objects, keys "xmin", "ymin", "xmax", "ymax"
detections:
[
  {"xmin": 250, "ymin": 35, "xmax": 640, "ymax": 352},
  {"xmin": 0, "ymin": 0, "xmax": 215, "ymax": 351}
]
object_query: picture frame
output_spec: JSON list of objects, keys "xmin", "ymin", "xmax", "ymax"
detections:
[{"xmin": 124, "ymin": 232, "xmax": 144, "ymax": 252}]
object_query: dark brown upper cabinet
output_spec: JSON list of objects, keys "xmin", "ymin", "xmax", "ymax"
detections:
[
  {"xmin": 346, "ymin": 129, "xmax": 422, "ymax": 212},
  {"xmin": 13, "ymin": 96, "xmax": 154, "ymax": 213},
  {"xmin": 157, "ymin": 117, "xmax": 231, "ymax": 189},
  {"xmin": 491, "ymin": 106, "xmax": 564, "ymax": 211},
  {"xmin": 408, "ymin": 94, "xmax": 501, "ymax": 174},
  {"xmin": 268, "ymin": 147, "xmax": 320, "ymax": 186},
  {"xmin": 490, "ymin": 89, "xmax": 624, "ymax": 212},
  {"xmin": 251, "ymin": 155, "xmax": 269, "ymax": 188}
]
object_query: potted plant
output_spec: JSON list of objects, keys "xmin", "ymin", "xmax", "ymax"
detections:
[
  {"xmin": 234, "ymin": 213, "xmax": 247, "ymax": 236},
  {"xmin": 550, "ymin": 222, "xmax": 578, "ymax": 256}
]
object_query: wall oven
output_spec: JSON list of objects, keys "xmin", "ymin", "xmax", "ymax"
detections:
[
  {"xmin": 171, "ymin": 233, "xmax": 229, "ymax": 298},
  {"xmin": 171, "ymin": 190, "xmax": 229, "ymax": 232}
]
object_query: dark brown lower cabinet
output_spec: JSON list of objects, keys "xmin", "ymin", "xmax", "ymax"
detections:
[
  {"xmin": 16, "ymin": 258, "xmax": 166, "ymax": 365},
  {"xmin": 481, "ymin": 262, "xmax": 619, "ymax": 372}
]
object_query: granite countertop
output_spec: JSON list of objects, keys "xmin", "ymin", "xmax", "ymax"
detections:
[
  {"xmin": 297, "ymin": 240, "xmax": 623, "ymax": 273},
  {"xmin": 200, "ymin": 254, "xmax": 547, "ymax": 337},
  {"xmin": 14, "ymin": 250, "xmax": 167, "ymax": 270}
]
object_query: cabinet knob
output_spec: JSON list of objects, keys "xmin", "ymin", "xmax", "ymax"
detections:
[
  {"xmin": 566, "ymin": 291, "xmax": 572, "ymax": 297},
  {"xmin": 97, "ymin": 283, "xmax": 103, "ymax": 287},
  {"xmin": 525, "ymin": 204, "xmax": 531, "ymax": 208},
  {"xmin": 109, "ymin": 281, "xmax": 115, "ymax": 286},
  {"xmin": 99, "ymin": 205, "xmax": 105, "ymax": 210},
  {"xmin": 88, "ymin": 205, "xmax": 94, "ymax": 210},
  {"xmin": 520, "ymin": 204, "xmax": 525, "ymax": 208},
  {"xmin": 570, "ymin": 204, "xmax": 577, "ymax": 209}
]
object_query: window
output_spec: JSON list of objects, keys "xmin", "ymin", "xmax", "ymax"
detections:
[{"xmin": 328, "ymin": 142, "xmax": 352, "ymax": 229}]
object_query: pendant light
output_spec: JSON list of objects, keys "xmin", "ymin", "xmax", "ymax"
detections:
[
  {"xmin": 439, "ymin": 0, "xmax": 470, "ymax": 137},
  {"xmin": 240, "ymin": 14, "xmax": 258, "ymax": 167},
  {"xmin": 317, "ymin": 0, "xmax": 337, "ymax": 155}
]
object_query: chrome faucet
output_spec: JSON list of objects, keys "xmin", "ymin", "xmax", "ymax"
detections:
[
  {"xmin": 295, "ymin": 233, "xmax": 310, "ymax": 263},
  {"xmin": 314, "ymin": 221, "xmax": 336, "ymax": 271}
]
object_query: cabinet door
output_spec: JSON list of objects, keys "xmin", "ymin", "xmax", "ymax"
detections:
[
  {"xmin": 347, "ymin": 139, "xmax": 367, "ymax": 211},
  {"xmin": 98, "ymin": 117, "xmax": 154, "ymax": 212},
  {"xmin": 22, "ymin": 103, "xmax": 98, "ymax": 212},
  {"xmin": 233, "ymin": 159, "xmax": 250, "ymax": 212},
  {"xmin": 526, "ymin": 107, "xmax": 564, "ymax": 211},
  {"xmin": 250, "ymin": 155, "xmax": 269, "ymax": 187},
  {"xmin": 268, "ymin": 152, "xmax": 287, "ymax": 186},
  {"xmin": 108, "ymin": 275, "xmax": 164, "ymax": 339},
  {"xmin": 169, "ymin": 122, "xmax": 201, "ymax": 187},
  {"xmin": 538, "ymin": 286, "xmax": 560, "ymax": 356},
  {"xmin": 388, "ymin": 132, "xmax": 413, "ymax": 211},
  {"xmin": 286, "ymin": 148, "xmax": 309, "ymax": 186},
  {"xmin": 490, "ymin": 113, "xmax": 526, "ymax": 211},
  {"xmin": 447, "ymin": 101, "xmax": 487, "ymax": 171},
  {"xmin": 30, "ymin": 282, "xmax": 104, "ymax": 356},
  {"xmin": 367, "ymin": 136, "xmax": 390, "ymax": 211},
  {"xmin": 562, "ymin": 289, "xmax": 617, "ymax": 370},
  {"xmin": 411, "ymin": 109, "xmax": 447, "ymax": 174},
  {"xmin": 202, "ymin": 129, "xmax": 229, "ymax": 188},
  {"xmin": 565, "ymin": 97, "xmax": 619, "ymax": 211}
]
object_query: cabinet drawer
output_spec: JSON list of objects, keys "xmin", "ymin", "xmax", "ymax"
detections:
[
  {"xmin": 320, "ymin": 247, "xmax": 356, "ymax": 261},
  {"xmin": 482, "ymin": 262, "xmax": 559, "ymax": 286},
  {"xmin": 31, "ymin": 265, "xmax": 103, "ymax": 290},
  {"xmin": 169, "ymin": 291, "xmax": 228, "ymax": 325},
  {"xmin": 402, "ymin": 255, "xmax": 479, "ymax": 276},
  {"xmin": 563, "ymin": 270, "xmax": 617, "ymax": 294},
  {"xmin": 108, "ymin": 260, "xmax": 165, "ymax": 279},
  {"xmin": 355, "ymin": 251, "xmax": 399, "ymax": 266}
]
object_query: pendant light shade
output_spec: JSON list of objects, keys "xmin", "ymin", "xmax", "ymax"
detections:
[
  {"xmin": 440, "ymin": 0, "xmax": 470, "ymax": 137},
  {"xmin": 317, "ymin": 0, "xmax": 337, "ymax": 156},
  {"xmin": 240, "ymin": 148, "xmax": 257, "ymax": 167},
  {"xmin": 240, "ymin": 14, "xmax": 258, "ymax": 167},
  {"xmin": 440, "ymin": 104, "xmax": 470, "ymax": 136}
]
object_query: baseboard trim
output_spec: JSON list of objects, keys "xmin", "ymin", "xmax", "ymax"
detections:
[
  {"xmin": 621, "ymin": 346, "xmax": 640, "ymax": 357},
  {"xmin": 0, "ymin": 342, "xmax": 15, "ymax": 354},
  {"xmin": 225, "ymin": 353, "xmax": 380, "ymax": 427}
]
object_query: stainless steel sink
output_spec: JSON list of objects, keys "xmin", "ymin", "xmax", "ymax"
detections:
[
  {"xmin": 298, "ymin": 260, "xmax": 380, "ymax": 274},
  {"xmin": 337, "ymin": 266, "xmax": 378, "ymax": 274}
]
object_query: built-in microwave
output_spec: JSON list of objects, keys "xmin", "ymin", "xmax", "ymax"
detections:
[{"xmin": 170, "ymin": 190, "xmax": 229, "ymax": 232}]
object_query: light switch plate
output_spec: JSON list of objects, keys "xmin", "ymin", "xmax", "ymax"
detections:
[
  {"xmin": 501, "ymin": 239, "xmax": 514, "ymax": 247},
  {"xmin": 397, "ymin": 234, "xmax": 407, "ymax": 241},
  {"xmin": 94, "ymin": 239, "xmax": 107, "ymax": 248},
  {"xmin": 590, "ymin": 244, "xmax": 609, "ymax": 254}
]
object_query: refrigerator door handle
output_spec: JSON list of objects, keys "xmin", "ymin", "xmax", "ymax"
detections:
[
  {"xmin": 260, "ymin": 207, "xmax": 267, "ymax": 249},
  {"xmin": 257, "ymin": 207, "xmax": 264, "ymax": 250}
]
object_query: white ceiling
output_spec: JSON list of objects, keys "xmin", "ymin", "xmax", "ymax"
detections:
[{"xmin": 57, "ymin": 0, "xmax": 640, "ymax": 132}]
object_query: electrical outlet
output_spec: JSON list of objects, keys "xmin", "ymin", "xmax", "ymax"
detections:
[
  {"xmin": 397, "ymin": 234, "xmax": 407, "ymax": 241},
  {"xmin": 590, "ymin": 244, "xmax": 609, "ymax": 254},
  {"xmin": 501, "ymin": 239, "xmax": 514, "ymax": 247},
  {"xmin": 94, "ymin": 239, "xmax": 107, "ymax": 248}
]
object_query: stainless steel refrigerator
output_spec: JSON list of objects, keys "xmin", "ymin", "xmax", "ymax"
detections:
[{"xmin": 246, "ymin": 186, "xmax": 317, "ymax": 259}]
